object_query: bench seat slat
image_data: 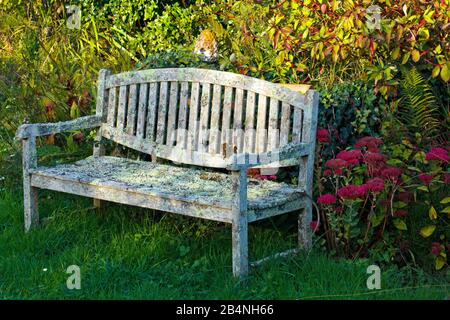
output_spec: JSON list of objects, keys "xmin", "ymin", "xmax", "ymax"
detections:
[{"xmin": 30, "ymin": 156, "xmax": 305, "ymax": 222}]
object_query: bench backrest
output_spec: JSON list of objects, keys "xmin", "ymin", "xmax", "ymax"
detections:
[{"xmin": 96, "ymin": 68, "xmax": 318, "ymax": 169}]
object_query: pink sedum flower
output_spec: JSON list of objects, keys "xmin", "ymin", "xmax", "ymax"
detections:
[
  {"xmin": 365, "ymin": 178, "xmax": 385, "ymax": 192},
  {"xmin": 363, "ymin": 152, "xmax": 388, "ymax": 164},
  {"xmin": 425, "ymin": 147, "xmax": 450, "ymax": 162},
  {"xmin": 337, "ymin": 184, "xmax": 367, "ymax": 200},
  {"xmin": 380, "ymin": 166, "xmax": 402, "ymax": 182},
  {"xmin": 431, "ymin": 242, "xmax": 441, "ymax": 256},
  {"xmin": 418, "ymin": 173, "xmax": 433, "ymax": 185},
  {"xmin": 325, "ymin": 158, "xmax": 348, "ymax": 170},
  {"xmin": 317, "ymin": 194, "xmax": 337, "ymax": 205},
  {"xmin": 317, "ymin": 128, "xmax": 329, "ymax": 143},
  {"xmin": 336, "ymin": 150, "xmax": 362, "ymax": 162},
  {"xmin": 354, "ymin": 136, "xmax": 383, "ymax": 149},
  {"xmin": 443, "ymin": 173, "xmax": 450, "ymax": 184}
]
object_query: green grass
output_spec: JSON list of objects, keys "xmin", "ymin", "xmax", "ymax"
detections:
[{"xmin": 0, "ymin": 187, "xmax": 448, "ymax": 300}]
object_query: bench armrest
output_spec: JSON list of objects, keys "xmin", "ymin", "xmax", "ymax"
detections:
[
  {"xmin": 15, "ymin": 115, "xmax": 102, "ymax": 140},
  {"xmin": 226, "ymin": 142, "xmax": 311, "ymax": 171}
]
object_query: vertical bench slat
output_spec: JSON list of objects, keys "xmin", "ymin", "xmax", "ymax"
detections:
[
  {"xmin": 166, "ymin": 81, "xmax": 179, "ymax": 146},
  {"xmin": 116, "ymin": 86, "xmax": 128, "ymax": 130},
  {"xmin": 255, "ymin": 94, "xmax": 267, "ymax": 153},
  {"xmin": 177, "ymin": 81, "xmax": 189, "ymax": 149},
  {"xmin": 279, "ymin": 102, "xmax": 291, "ymax": 146},
  {"xmin": 244, "ymin": 91, "xmax": 256, "ymax": 153},
  {"xmin": 188, "ymin": 82, "xmax": 201, "ymax": 151},
  {"xmin": 146, "ymin": 82, "xmax": 158, "ymax": 141},
  {"xmin": 233, "ymin": 88, "xmax": 244, "ymax": 153},
  {"xmin": 126, "ymin": 84, "xmax": 138, "ymax": 135},
  {"xmin": 198, "ymin": 83, "xmax": 211, "ymax": 152},
  {"xmin": 267, "ymin": 97, "xmax": 280, "ymax": 150},
  {"xmin": 136, "ymin": 83, "xmax": 148, "ymax": 139},
  {"xmin": 292, "ymin": 106, "xmax": 303, "ymax": 143},
  {"xmin": 95, "ymin": 69, "xmax": 111, "ymax": 121},
  {"xmin": 156, "ymin": 81, "xmax": 168, "ymax": 144},
  {"xmin": 208, "ymin": 84, "xmax": 222, "ymax": 154},
  {"xmin": 106, "ymin": 87, "xmax": 117, "ymax": 127},
  {"xmin": 221, "ymin": 86, "xmax": 233, "ymax": 157}
]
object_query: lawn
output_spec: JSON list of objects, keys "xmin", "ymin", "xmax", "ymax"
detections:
[{"xmin": 0, "ymin": 188, "xmax": 448, "ymax": 300}]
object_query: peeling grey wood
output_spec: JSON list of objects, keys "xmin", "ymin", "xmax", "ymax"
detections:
[
  {"xmin": 279, "ymin": 102, "xmax": 291, "ymax": 146},
  {"xmin": 244, "ymin": 91, "xmax": 256, "ymax": 153},
  {"xmin": 208, "ymin": 84, "xmax": 221, "ymax": 154},
  {"xmin": 126, "ymin": 84, "xmax": 138, "ymax": 135},
  {"xmin": 232, "ymin": 168, "xmax": 248, "ymax": 277},
  {"xmin": 17, "ymin": 67, "xmax": 320, "ymax": 278},
  {"xmin": 166, "ymin": 81, "xmax": 179, "ymax": 146},
  {"xmin": 136, "ymin": 83, "xmax": 148, "ymax": 139},
  {"xmin": 221, "ymin": 86, "xmax": 233, "ymax": 157},
  {"xmin": 95, "ymin": 69, "xmax": 111, "ymax": 121},
  {"xmin": 22, "ymin": 137, "xmax": 39, "ymax": 231},
  {"xmin": 198, "ymin": 83, "xmax": 211, "ymax": 152},
  {"xmin": 227, "ymin": 142, "xmax": 310, "ymax": 170},
  {"xmin": 31, "ymin": 174, "xmax": 232, "ymax": 223},
  {"xmin": 116, "ymin": 85, "xmax": 128, "ymax": 130},
  {"xmin": 298, "ymin": 90, "xmax": 319, "ymax": 250},
  {"xmin": 93, "ymin": 69, "xmax": 111, "ymax": 160},
  {"xmin": 16, "ymin": 115, "xmax": 102, "ymax": 139},
  {"xmin": 177, "ymin": 82, "xmax": 189, "ymax": 149},
  {"xmin": 268, "ymin": 97, "xmax": 279, "ymax": 150},
  {"xmin": 256, "ymin": 94, "xmax": 268, "ymax": 153},
  {"xmin": 102, "ymin": 125, "xmax": 227, "ymax": 168},
  {"xmin": 30, "ymin": 156, "xmax": 301, "ymax": 215},
  {"xmin": 106, "ymin": 68, "xmax": 307, "ymax": 108},
  {"xmin": 145, "ymin": 82, "xmax": 158, "ymax": 141},
  {"xmin": 233, "ymin": 88, "xmax": 244, "ymax": 153},
  {"xmin": 188, "ymin": 82, "xmax": 201, "ymax": 151},
  {"xmin": 106, "ymin": 87, "xmax": 117, "ymax": 127}
]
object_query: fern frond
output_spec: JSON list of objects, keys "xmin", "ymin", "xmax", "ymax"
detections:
[{"xmin": 397, "ymin": 67, "xmax": 440, "ymax": 139}]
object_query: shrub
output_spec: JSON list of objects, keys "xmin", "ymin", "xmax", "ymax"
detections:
[{"xmin": 314, "ymin": 134, "xmax": 449, "ymax": 270}]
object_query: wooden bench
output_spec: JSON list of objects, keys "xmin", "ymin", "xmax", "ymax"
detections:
[{"xmin": 16, "ymin": 68, "xmax": 319, "ymax": 277}]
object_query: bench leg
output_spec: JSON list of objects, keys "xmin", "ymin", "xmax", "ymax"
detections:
[
  {"xmin": 22, "ymin": 138, "xmax": 39, "ymax": 232},
  {"xmin": 298, "ymin": 204, "xmax": 312, "ymax": 250},
  {"xmin": 24, "ymin": 186, "xmax": 39, "ymax": 232},
  {"xmin": 232, "ymin": 219, "xmax": 248, "ymax": 278},
  {"xmin": 231, "ymin": 169, "xmax": 248, "ymax": 278}
]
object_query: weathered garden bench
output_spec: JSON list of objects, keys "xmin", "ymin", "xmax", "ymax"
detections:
[{"xmin": 16, "ymin": 68, "xmax": 319, "ymax": 277}]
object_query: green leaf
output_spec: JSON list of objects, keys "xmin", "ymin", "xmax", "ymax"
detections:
[
  {"xmin": 418, "ymin": 27, "xmax": 429, "ymax": 40},
  {"xmin": 411, "ymin": 49, "xmax": 420, "ymax": 62},
  {"xmin": 393, "ymin": 219, "xmax": 407, "ymax": 231},
  {"xmin": 396, "ymin": 201, "xmax": 407, "ymax": 209},
  {"xmin": 391, "ymin": 47, "xmax": 400, "ymax": 60},
  {"xmin": 429, "ymin": 206, "xmax": 437, "ymax": 220},
  {"xmin": 420, "ymin": 225, "xmax": 436, "ymax": 238},
  {"xmin": 417, "ymin": 186, "xmax": 429, "ymax": 192},
  {"xmin": 370, "ymin": 212, "xmax": 384, "ymax": 227},
  {"xmin": 401, "ymin": 52, "xmax": 410, "ymax": 64},
  {"xmin": 442, "ymin": 207, "xmax": 450, "ymax": 214},
  {"xmin": 441, "ymin": 197, "xmax": 450, "ymax": 204},
  {"xmin": 435, "ymin": 256, "xmax": 445, "ymax": 270},
  {"xmin": 431, "ymin": 66, "xmax": 440, "ymax": 78},
  {"xmin": 441, "ymin": 63, "xmax": 450, "ymax": 82}
]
